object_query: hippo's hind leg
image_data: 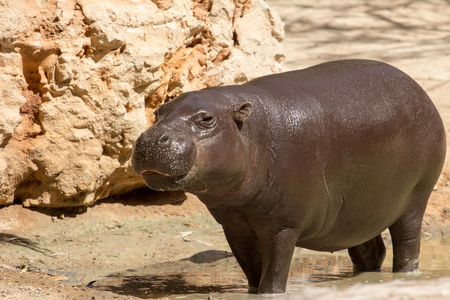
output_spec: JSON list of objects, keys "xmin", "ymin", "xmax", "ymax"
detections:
[
  {"xmin": 388, "ymin": 186, "xmax": 432, "ymax": 272},
  {"xmin": 348, "ymin": 234, "xmax": 386, "ymax": 272}
]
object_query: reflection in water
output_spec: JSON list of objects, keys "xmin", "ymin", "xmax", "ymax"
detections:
[
  {"xmin": 93, "ymin": 238, "xmax": 450, "ymax": 299},
  {"xmin": 98, "ymin": 273, "xmax": 245, "ymax": 299},
  {"xmin": 95, "ymin": 250, "xmax": 247, "ymax": 298}
]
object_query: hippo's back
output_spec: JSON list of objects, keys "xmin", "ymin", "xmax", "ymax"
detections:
[
  {"xmin": 246, "ymin": 60, "xmax": 445, "ymax": 168},
  {"xmin": 247, "ymin": 60, "xmax": 438, "ymax": 127}
]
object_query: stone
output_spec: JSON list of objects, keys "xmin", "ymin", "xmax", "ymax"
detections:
[{"xmin": 0, "ymin": 0, "xmax": 284, "ymax": 206}]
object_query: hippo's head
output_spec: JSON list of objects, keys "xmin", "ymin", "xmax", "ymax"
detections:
[{"xmin": 132, "ymin": 89, "xmax": 253, "ymax": 194}]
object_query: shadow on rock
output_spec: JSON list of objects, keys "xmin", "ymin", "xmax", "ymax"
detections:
[
  {"xmin": 99, "ymin": 188, "xmax": 187, "ymax": 207},
  {"xmin": 23, "ymin": 188, "xmax": 186, "ymax": 218}
]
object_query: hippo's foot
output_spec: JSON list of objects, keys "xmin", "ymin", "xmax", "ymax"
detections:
[
  {"xmin": 390, "ymin": 231, "xmax": 421, "ymax": 272},
  {"xmin": 389, "ymin": 185, "xmax": 432, "ymax": 273},
  {"xmin": 393, "ymin": 258, "xmax": 419, "ymax": 272}
]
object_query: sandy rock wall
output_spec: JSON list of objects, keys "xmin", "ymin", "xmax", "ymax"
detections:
[{"xmin": 0, "ymin": 0, "xmax": 284, "ymax": 207}]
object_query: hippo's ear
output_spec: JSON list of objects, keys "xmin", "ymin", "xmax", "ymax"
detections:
[{"xmin": 232, "ymin": 102, "xmax": 253, "ymax": 122}]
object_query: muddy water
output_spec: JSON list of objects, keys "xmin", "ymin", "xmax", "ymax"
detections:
[{"xmin": 92, "ymin": 237, "xmax": 450, "ymax": 299}]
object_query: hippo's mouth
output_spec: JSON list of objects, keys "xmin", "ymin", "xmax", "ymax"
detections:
[
  {"xmin": 139, "ymin": 170, "xmax": 191, "ymax": 191},
  {"xmin": 141, "ymin": 170, "xmax": 187, "ymax": 179},
  {"xmin": 141, "ymin": 170, "xmax": 175, "ymax": 176}
]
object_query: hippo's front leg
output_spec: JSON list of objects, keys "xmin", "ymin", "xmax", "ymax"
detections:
[
  {"xmin": 208, "ymin": 209, "xmax": 263, "ymax": 293},
  {"xmin": 256, "ymin": 227, "xmax": 299, "ymax": 294},
  {"xmin": 221, "ymin": 224, "xmax": 263, "ymax": 293}
]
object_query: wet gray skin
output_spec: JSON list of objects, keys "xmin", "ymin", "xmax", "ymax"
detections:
[{"xmin": 132, "ymin": 59, "xmax": 446, "ymax": 294}]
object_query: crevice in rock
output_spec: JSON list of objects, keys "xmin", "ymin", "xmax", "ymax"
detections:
[
  {"xmin": 193, "ymin": 0, "xmax": 214, "ymax": 21},
  {"xmin": 18, "ymin": 90, "xmax": 45, "ymax": 139},
  {"xmin": 186, "ymin": 37, "xmax": 203, "ymax": 48},
  {"xmin": 11, "ymin": 42, "xmax": 63, "ymax": 140},
  {"xmin": 151, "ymin": 0, "xmax": 174, "ymax": 10},
  {"xmin": 233, "ymin": 0, "xmax": 252, "ymax": 19},
  {"xmin": 15, "ymin": 43, "xmax": 62, "ymax": 96},
  {"xmin": 119, "ymin": 43, "xmax": 127, "ymax": 54},
  {"xmin": 84, "ymin": 39, "xmax": 126, "ymax": 63},
  {"xmin": 232, "ymin": 31, "xmax": 239, "ymax": 46},
  {"xmin": 75, "ymin": 1, "xmax": 94, "ymax": 26},
  {"xmin": 231, "ymin": 0, "xmax": 252, "ymax": 47},
  {"xmin": 0, "ymin": 137, "xmax": 9, "ymax": 148},
  {"xmin": 102, "ymin": 144, "xmax": 118, "ymax": 159},
  {"xmin": 14, "ymin": 172, "xmax": 43, "ymax": 205},
  {"xmin": 213, "ymin": 46, "xmax": 231, "ymax": 64}
]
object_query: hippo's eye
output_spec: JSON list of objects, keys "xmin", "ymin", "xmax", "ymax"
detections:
[{"xmin": 194, "ymin": 114, "xmax": 216, "ymax": 130}]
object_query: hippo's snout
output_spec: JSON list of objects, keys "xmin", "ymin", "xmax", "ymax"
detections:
[{"xmin": 132, "ymin": 128, "xmax": 197, "ymax": 190}]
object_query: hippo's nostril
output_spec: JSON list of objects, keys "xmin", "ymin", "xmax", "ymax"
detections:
[{"xmin": 158, "ymin": 133, "xmax": 170, "ymax": 145}]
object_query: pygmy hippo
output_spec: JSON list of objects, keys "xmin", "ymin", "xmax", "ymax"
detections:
[{"xmin": 132, "ymin": 60, "xmax": 446, "ymax": 294}]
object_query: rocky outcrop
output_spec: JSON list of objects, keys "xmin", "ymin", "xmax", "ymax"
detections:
[{"xmin": 0, "ymin": 0, "xmax": 284, "ymax": 207}]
